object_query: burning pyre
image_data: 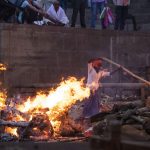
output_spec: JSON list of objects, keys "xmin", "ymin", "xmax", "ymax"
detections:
[{"xmin": 0, "ymin": 75, "xmax": 90, "ymax": 141}]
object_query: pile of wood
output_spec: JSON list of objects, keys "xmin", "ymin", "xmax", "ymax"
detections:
[
  {"xmin": 0, "ymin": 113, "xmax": 54, "ymax": 141},
  {"xmin": 59, "ymin": 113, "xmax": 83, "ymax": 137},
  {"xmin": 92, "ymin": 102, "xmax": 150, "ymax": 141},
  {"xmin": 0, "ymin": 105, "xmax": 84, "ymax": 141}
]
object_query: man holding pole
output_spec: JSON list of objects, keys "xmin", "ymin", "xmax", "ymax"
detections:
[{"xmin": 83, "ymin": 58, "xmax": 110, "ymax": 120}]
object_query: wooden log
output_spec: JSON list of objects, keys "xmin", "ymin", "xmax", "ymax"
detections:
[
  {"xmin": 130, "ymin": 116, "xmax": 144, "ymax": 124},
  {"xmin": 55, "ymin": 137, "xmax": 86, "ymax": 142},
  {"xmin": 102, "ymin": 83, "xmax": 147, "ymax": 88},
  {"xmin": 122, "ymin": 125, "xmax": 150, "ymax": 141},
  {"xmin": 6, "ymin": 106, "xmax": 30, "ymax": 120},
  {"xmin": 0, "ymin": 120, "xmax": 29, "ymax": 127},
  {"xmin": 14, "ymin": 83, "xmax": 147, "ymax": 89},
  {"xmin": 102, "ymin": 57, "xmax": 150, "ymax": 86},
  {"xmin": 0, "ymin": 107, "xmax": 30, "ymax": 122},
  {"xmin": 112, "ymin": 102, "xmax": 143, "ymax": 113},
  {"xmin": 143, "ymin": 119, "xmax": 150, "ymax": 135}
]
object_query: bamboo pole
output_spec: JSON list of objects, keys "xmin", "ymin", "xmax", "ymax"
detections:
[{"xmin": 102, "ymin": 57, "xmax": 150, "ymax": 86}]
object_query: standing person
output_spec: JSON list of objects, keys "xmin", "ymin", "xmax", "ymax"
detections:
[
  {"xmin": 90, "ymin": 0, "xmax": 107, "ymax": 29},
  {"xmin": 71, "ymin": 0, "xmax": 86, "ymax": 28},
  {"xmin": 82, "ymin": 58, "xmax": 110, "ymax": 120},
  {"xmin": 113, "ymin": 0, "xmax": 130, "ymax": 30},
  {"xmin": 0, "ymin": 0, "xmax": 17, "ymax": 22}
]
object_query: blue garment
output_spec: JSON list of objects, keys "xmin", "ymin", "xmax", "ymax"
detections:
[
  {"xmin": 83, "ymin": 90, "xmax": 100, "ymax": 118},
  {"xmin": 91, "ymin": 1, "xmax": 105, "ymax": 28}
]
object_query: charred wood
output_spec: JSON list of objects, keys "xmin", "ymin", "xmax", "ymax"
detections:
[
  {"xmin": 0, "ymin": 120, "xmax": 28, "ymax": 127},
  {"xmin": 19, "ymin": 114, "xmax": 54, "ymax": 140}
]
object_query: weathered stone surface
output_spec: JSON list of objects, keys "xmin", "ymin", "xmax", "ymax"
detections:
[{"xmin": 0, "ymin": 24, "xmax": 149, "ymax": 89}]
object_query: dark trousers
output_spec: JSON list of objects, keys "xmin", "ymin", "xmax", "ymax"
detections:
[
  {"xmin": 114, "ymin": 6, "xmax": 128, "ymax": 30},
  {"xmin": 126, "ymin": 13, "xmax": 137, "ymax": 31},
  {"xmin": 0, "ymin": 0, "xmax": 16, "ymax": 22},
  {"xmin": 114, "ymin": 6, "xmax": 137, "ymax": 31},
  {"xmin": 83, "ymin": 90, "xmax": 100, "ymax": 118},
  {"xmin": 71, "ymin": 0, "xmax": 86, "ymax": 28}
]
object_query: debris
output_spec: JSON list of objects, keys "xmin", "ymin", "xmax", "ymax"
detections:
[{"xmin": 19, "ymin": 114, "xmax": 54, "ymax": 140}]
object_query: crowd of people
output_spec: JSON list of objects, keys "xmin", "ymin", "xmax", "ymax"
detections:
[{"xmin": 0, "ymin": 0, "xmax": 138, "ymax": 31}]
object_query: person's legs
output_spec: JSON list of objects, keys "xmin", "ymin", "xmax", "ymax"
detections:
[
  {"xmin": 90, "ymin": 2, "xmax": 97, "ymax": 28},
  {"xmin": 0, "ymin": 0, "xmax": 16, "ymax": 22},
  {"xmin": 79, "ymin": 0, "xmax": 86, "ymax": 28},
  {"xmin": 114, "ymin": 6, "xmax": 122, "ymax": 30},
  {"xmin": 120, "ymin": 6, "xmax": 128, "ymax": 30},
  {"xmin": 24, "ymin": 7, "xmax": 38, "ymax": 24},
  {"xmin": 126, "ymin": 13, "xmax": 137, "ymax": 31},
  {"xmin": 71, "ymin": 0, "xmax": 80, "ymax": 27}
]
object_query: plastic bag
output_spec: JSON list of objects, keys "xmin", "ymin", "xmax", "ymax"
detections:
[
  {"xmin": 100, "ymin": 7, "xmax": 114, "ymax": 27},
  {"xmin": 100, "ymin": 7, "xmax": 107, "ymax": 20}
]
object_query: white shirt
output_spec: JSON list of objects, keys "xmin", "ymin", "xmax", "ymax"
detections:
[
  {"xmin": 47, "ymin": 4, "xmax": 69, "ymax": 24},
  {"xmin": 87, "ymin": 63, "xmax": 110, "ymax": 91}
]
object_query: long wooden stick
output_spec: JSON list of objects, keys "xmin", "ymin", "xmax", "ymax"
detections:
[
  {"xmin": 102, "ymin": 57, "xmax": 150, "ymax": 86},
  {"xmin": 0, "ymin": 120, "xmax": 29, "ymax": 127}
]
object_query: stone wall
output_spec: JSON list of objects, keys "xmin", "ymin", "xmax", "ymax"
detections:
[{"xmin": 0, "ymin": 24, "xmax": 150, "ymax": 90}]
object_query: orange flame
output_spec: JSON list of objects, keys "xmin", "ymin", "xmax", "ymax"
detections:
[
  {"xmin": 0, "ymin": 77, "xmax": 90, "ymax": 136},
  {"xmin": 5, "ymin": 127, "xmax": 18, "ymax": 137},
  {"xmin": 0, "ymin": 91, "xmax": 7, "ymax": 109},
  {"xmin": 17, "ymin": 77, "xmax": 90, "ymax": 132},
  {"xmin": 0, "ymin": 64, "xmax": 7, "ymax": 71}
]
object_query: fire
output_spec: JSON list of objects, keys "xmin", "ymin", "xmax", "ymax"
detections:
[
  {"xmin": 0, "ymin": 63, "xmax": 7, "ymax": 108},
  {"xmin": 0, "ymin": 91, "xmax": 7, "ymax": 109},
  {"xmin": 5, "ymin": 127, "xmax": 18, "ymax": 137},
  {"xmin": 16, "ymin": 77, "xmax": 90, "ymax": 133},
  {"xmin": 0, "ymin": 77, "xmax": 90, "ymax": 137},
  {"xmin": 0, "ymin": 63, "xmax": 7, "ymax": 71}
]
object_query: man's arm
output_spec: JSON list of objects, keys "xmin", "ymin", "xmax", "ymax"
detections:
[
  {"xmin": 33, "ymin": 1, "xmax": 43, "ymax": 11},
  {"xmin": 27, "ymin": 3, "xmax": 45, "ymax": 16}
]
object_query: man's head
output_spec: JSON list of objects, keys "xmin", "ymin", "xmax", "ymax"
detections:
[
  {"xmin": 89, "ymin": 58, "xmax": 103, "ymax": 69},
  {"xmin": 53, "ymin": 0, "xmax": 60, "ymax": 11}
]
